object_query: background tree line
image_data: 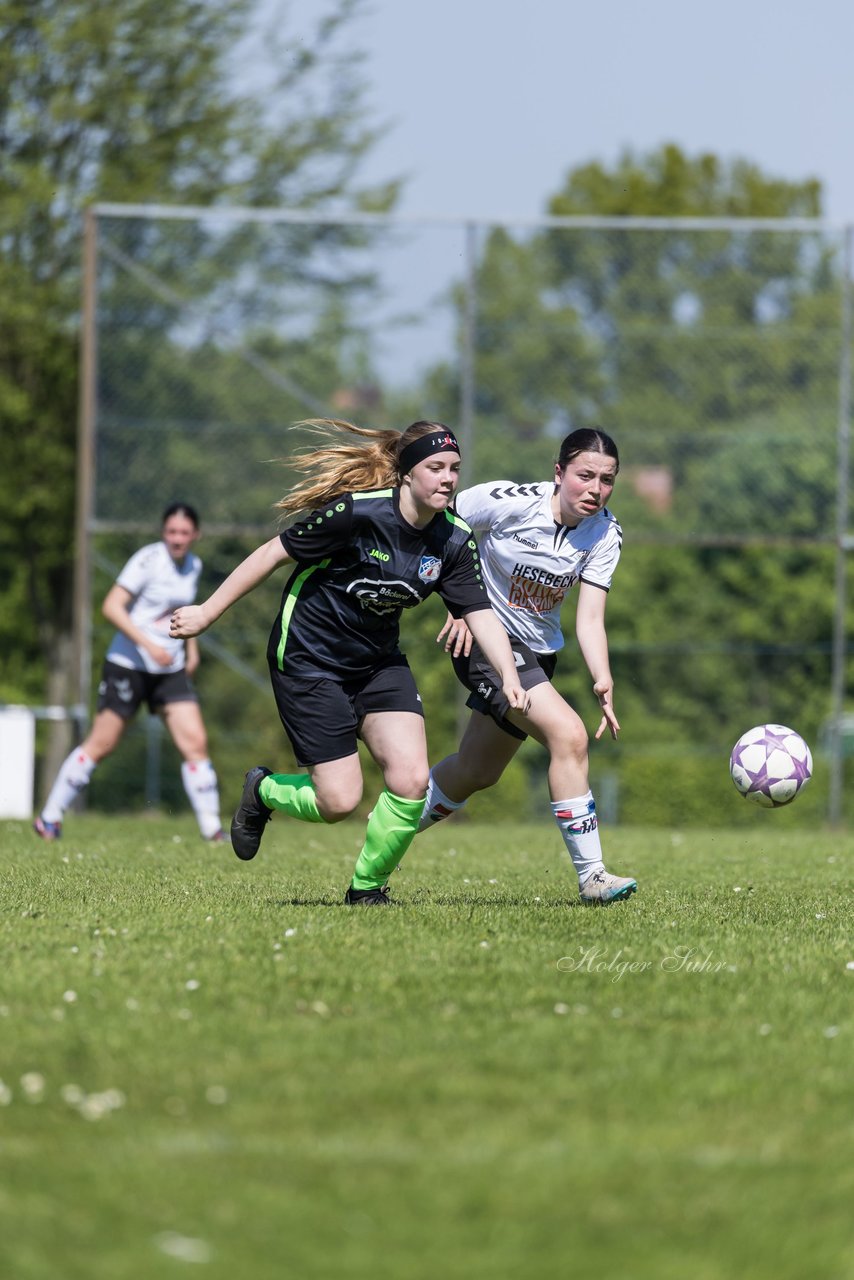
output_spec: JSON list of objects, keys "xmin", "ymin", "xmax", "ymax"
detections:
[{"xmin": 1, "ymin": 0, "xmax": 849, "ymax": 826}]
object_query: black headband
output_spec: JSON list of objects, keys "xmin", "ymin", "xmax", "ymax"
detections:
[{"xmin": 398, "ymin": 430, "xmax": 461, "ymax": 475}]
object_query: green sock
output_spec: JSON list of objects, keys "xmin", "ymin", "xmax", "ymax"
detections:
[
  {"xmin": 351, "ymin": 789, "xmax": 425, "ymax": 890},
  {"xmin": 259, "ymin": 773, "xmax": 325, "ymax": 823}
]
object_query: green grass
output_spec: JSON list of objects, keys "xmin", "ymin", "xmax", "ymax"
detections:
[{"xmin": 0, "ymin": 815, "xmax": 852, "ymax": 1280}]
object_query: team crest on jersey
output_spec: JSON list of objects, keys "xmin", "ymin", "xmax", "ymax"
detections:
[{"xmin": 418, "ymin": 555, "xmax": 442, "ymax": 583}]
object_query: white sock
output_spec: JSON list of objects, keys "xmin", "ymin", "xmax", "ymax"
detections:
[
  {"xmin": 551, "ymin": 792, "xmax": 606, "ymax": 886},
  {"xmin": 418, "ymin": 770, "xmax": 467, "ymax": 832},
  {"xmin": 181, "ymin": 759, "xmax": 222, "ymax": 839},
  {"xmin": 42, "ymin": 748, "xmax": 96, "ymax": 822}
]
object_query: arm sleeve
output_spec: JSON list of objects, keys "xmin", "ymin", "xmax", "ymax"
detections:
[
  {"xmin": 115, "ymin": 546, "xmax": 155, "ymax": 597},
  {"xmin": 579, "ymin": 521, "xmax": 622, "ymax": 591},
  {"xmin": 279, "ymin": 494, "xmax": 354, "ymax": 563},
  {"xmin": 453, "ymin": 482, "xmax": 506, "ymax": 534},
  {"xmin": 437, "ymin": 534, "xmax": 492, "ymax": 618}
]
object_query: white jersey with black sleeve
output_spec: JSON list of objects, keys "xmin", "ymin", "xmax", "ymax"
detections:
[
  {"xmin": 106, "ymin": 541, "xmax": 202, "ymax": 674},
  {"xmin": 454, "ymin": 481, "xmax": 622, "ymax": 654}
]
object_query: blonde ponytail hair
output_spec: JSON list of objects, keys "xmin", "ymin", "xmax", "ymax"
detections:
[{"xmin": 275, "ymin": 418, "xmax": 451, "ymax": 516}]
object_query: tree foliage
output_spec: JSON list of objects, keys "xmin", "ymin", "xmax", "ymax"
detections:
[
  {"xmin": 416, "ymin": 145, "xmax": 850, "ymax": 821},
  {"xmin": 0, "ymin": 0, "xmax": 393, "ymax": 710}
]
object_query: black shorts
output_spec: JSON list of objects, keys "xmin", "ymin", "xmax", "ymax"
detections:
[
  {"xmin": 452, "ymin": 638, "xmax": 557, "ymax": 741},
  {"xmin": 96, "ymin": 659, "xmax": 198, "ymax": 720},
  {"xmin": 269, "ymin": 656, "xmax": 425, "ymax": 766}
]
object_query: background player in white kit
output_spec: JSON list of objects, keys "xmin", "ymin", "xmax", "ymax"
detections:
[
  {"xmin": 420, "ymin": 428, "xmax": 637, "ymax": 905},
  {"xmin": 33, "ymin": 503, "xmax": 224, "ymax": 843}
]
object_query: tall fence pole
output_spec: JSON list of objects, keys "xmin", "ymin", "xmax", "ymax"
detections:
[
  {"xmin": 73, "ymin": 207, "xmax": 98, "ymax": 733},
  {"xmin": 454, "ymin": 222, "xmax": 479, "ymax": 737},
  {"xmin": 828, "ymin": 225, "xmax": 853, "ymax": 826},
  {"xmin": 458, "ymin": 221, "xmax": 478, "ymax": 489}
]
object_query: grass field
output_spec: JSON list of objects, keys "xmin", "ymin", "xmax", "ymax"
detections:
[{"xmin": 0, "ymin": 813, "xmax": 852, "ymax": 1280}]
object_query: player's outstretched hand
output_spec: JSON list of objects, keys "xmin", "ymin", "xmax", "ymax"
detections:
[
  {"xmin": 170, "ymin": 605, "xmax": 208, "ymax": 639},
  {"xmin": 437, "ymin": 613, "xmax": 473, "ymax": 658},
  {"xmin": 593, "ymin": 680, "xmax": 620, "ymax": 741}
]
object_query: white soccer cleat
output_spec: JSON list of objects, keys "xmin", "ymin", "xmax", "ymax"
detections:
[{"xmin": 579, "ymin": 870, "xmax": 637, "ymax": 905}]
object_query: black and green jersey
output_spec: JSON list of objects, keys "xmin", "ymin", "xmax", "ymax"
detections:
[{"xmin": 269, "ymin": 488, "xmax": 490, "ymax": 677}]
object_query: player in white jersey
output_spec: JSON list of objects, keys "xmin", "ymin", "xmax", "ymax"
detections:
[
  {"xmin": 420, "ymin": 428, "xmax": 637, "ymax": 905},
  {"xmin": 33, "ymin": 504, "xmax": 224, "ymax": 844}
]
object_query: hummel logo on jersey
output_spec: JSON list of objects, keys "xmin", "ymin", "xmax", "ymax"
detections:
[
  {"xmin": 513, "ymin": 533, "xmax": 539, "ymax": 549},
  {"xmin": 488, "ymin": 483, "xmax": 544, "ymax": 500}
]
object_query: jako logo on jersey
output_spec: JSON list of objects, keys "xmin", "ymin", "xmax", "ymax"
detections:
[
  {"xmin": 368, "ymin": 548, "xmax": 390, "ymax": 562},
  {"xmin": 418, "ymin": 555, "xmax": 442, "ymax": 583}
]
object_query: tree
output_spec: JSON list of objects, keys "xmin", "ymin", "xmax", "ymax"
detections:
[
  {"xmin": 417, "ymin": 145, "xmax": 849, "ymax": 822},
  {"xmin": 422, "ymin": 226, "xmax": 604, "ymax": 479},
  {"xmin": 0, "ymin": 0, "xmax": 395, "ymax": 786},
  {"xmin": 543, "ymin": 144, "xmax": 836, "ymax": 448}
]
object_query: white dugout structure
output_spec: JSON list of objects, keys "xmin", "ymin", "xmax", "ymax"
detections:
[{"xmin": 70, "ymin": 206, "xmax": 853, "ymax": 824}]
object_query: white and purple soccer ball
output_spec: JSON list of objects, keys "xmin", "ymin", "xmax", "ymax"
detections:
[{"xmin": 729, "ymin": 724, "xmax": 813, "ymax": 808}]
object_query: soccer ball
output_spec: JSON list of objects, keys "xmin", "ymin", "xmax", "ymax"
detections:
[{"xmin": 729, "ymin": 724, "xmax": 813, "ymax": 808}]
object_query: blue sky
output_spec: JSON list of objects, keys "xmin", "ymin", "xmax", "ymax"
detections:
[
  {"xmin": 247, "ymin": 0, "xmax": 854, "ymax": 382},
  {"xmin": 307, "ymin": 0, "xmax": 854, "ymax": 222}
]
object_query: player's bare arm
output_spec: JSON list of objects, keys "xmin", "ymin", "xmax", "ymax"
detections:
[
  {"xmin": 575, "ymin": 580, "xmax": 620, "ymax": 741},
  {"xmin": 170, "ymin": 537, "xmax": 294, "ymax": 638},
  {"xmin": 184, "ymin": 636, "xmax": 200, "ymax": 676}
]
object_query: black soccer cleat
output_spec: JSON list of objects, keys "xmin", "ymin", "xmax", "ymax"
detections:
[
  {"xmin": 230, "ymin": 766, "xmax": 273, "ymax": 861},
  {"xmin": 344, "ymin": 883, "xmax": 391, "ymax": 906}
]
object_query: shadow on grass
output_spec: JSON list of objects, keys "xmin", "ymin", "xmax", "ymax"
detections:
[
  {"xmin": 416, "ymin": 894, "xmax": 583, "ymax": 909},
  {"xmin": 268, "ymin": 895, "xmax": 344, "ymax": 908},
  {"xmin": 264, "ymin": 891, "xmax": 583, "ymax": 910}
]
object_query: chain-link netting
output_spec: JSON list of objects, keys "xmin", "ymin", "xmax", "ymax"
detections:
[{"xmin": 83, "ymin": 209, "xmax": 853, "ymax": 824}]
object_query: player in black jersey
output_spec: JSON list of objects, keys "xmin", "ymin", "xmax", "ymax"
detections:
[
  {"xmin": 419, "ymin": 428, "xmax": 637, "ymax": 906},
  {"xmin": 170, "ymin": 418, "xmax": 526, "ymax": 905}
]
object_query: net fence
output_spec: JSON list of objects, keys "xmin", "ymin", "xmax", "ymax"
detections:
[{"xmin": 79, "ymin": 207, "xmax": 853, "ymax": 825}]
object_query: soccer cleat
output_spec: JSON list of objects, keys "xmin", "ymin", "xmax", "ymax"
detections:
[
  {"xmin": 344, "ymin": 884, "xmax": 391, "ymax": 906},
  {"xmin": 33, "ymin": 816, "xmax": 62, "ymax": 842},
  {"xmin": 579, "ymin": 870, "xmax": 637, "ymax": 905},
  {"xmin": 230, "ymin": 766, "xmax": 273, "ymax": 861}
]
